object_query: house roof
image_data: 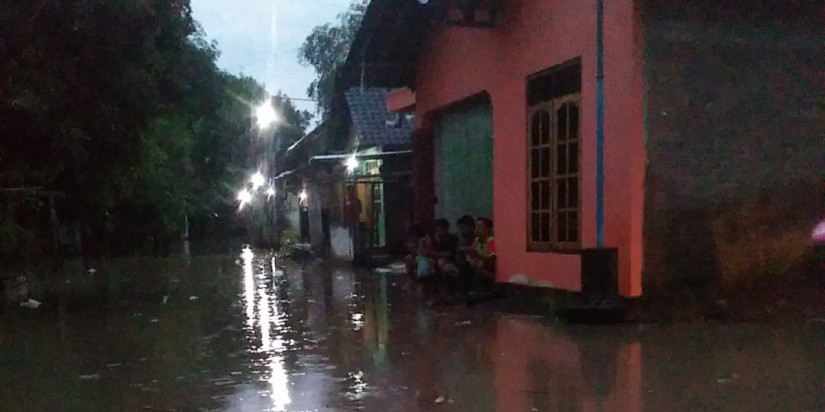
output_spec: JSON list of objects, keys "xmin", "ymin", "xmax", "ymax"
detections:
[
  {"xmin": 286, "ymin": 122, "xmax": 326, "ymax": 153},
  {"xmin": 340, "ymin": 0, "xmax": 433, "ymax": 90},
  {"xmin": 345, "ymin": 88, "xmax": 414, "ymax": 147}
]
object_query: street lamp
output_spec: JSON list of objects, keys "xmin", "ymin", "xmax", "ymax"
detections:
[
  {"xmin": 250, "ymin": 171, "xmax": 266, "ymax": 190},
  {"xmin": 238, "ymin": 189, "xmax": 252, "ymax": 208},
  {"xmin": 345, "ymin": 154, "xmax": 359, "ymax": 174},
  {"xmin": 254, "ymin": 100, "xmax": 279, "ymax": 129}
]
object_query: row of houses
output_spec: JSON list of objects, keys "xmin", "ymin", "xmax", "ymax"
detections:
[
  {"xmin": 277, "ymin": 0, "xmax": 824, "ymax": 301},
  {"xmin": 274, "ymin": 87, "xmax": 416, "ymax": 264}
]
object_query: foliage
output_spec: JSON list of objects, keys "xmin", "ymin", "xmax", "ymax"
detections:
[
  {"xmin": 298, "ymin": 0, "xmax": 368, "ymax": 117},
  {"xmin": 0, "ymin": 0, "xmax": 309, "ymax": 258}
]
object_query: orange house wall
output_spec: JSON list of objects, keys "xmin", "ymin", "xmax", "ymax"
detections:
[{"xmin": 414, "ymin": 0, "xmax": 644, "ymax": 296}]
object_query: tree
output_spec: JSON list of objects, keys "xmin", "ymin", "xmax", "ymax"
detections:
[
  {"xmin": 0, "ymin": 0, "xmax": 311, "ymax": 259},
  {"xmin": 271, "ymin": 91, "xmax": 313, "ymax": 151},
  {"xmin": 0, "ymin": 0, "xmax": 204, "ymax": 257},
  {"xmin": 298, "ymin": 0, "xmax": 368, "ymax": 118}
]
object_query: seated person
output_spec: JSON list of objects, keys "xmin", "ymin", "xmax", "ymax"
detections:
[
  {"xmin": 442, "ymin": 215, "xmax": 475, "ymax": 289},
  {"xmin": 431, "ymin": 218, "xmax": 458, "ymax": 276},
  {"xmin": 403, "ymin": 225, "xmax": 424, "ymax": 278},
  {"xmin": 461, "ymin": 217, "xmax": 497, "ymax": 292}
]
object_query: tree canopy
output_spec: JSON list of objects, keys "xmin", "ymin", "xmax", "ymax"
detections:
[
  {"xmin": 298, "ymin": 0, "xmax": 368, "ymax": 118},
  {"xmin": 0, "ymin": 0, "xmax": 309, "ymax": 259}
]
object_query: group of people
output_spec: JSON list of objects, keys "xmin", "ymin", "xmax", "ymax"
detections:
[{"xmin": 405, "ymin": 215, "xmax": 498, "ymax": 302}]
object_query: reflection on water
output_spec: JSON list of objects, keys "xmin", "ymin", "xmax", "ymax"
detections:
[{"xmin": 1, "ymin": 250, "xmax": 823, "ymax": 412}]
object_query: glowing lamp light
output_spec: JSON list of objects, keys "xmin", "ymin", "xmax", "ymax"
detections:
[
  {"xmin": 237, "ymin": 189, "xmax": 252, "ymax": 206},
  {"xmin": 345, "ymin": 154, "xmax": 359, "ymax": 174},
  {"xmin": 250, "ymin": 171, "xmax": 265, "ymax": 190},
  {"xmin": 813, "ymin": 220, "xmax": 825, "ymax": 244},
  {"xmin": 266, "ymin": 187, "xmax": 276, "ymax": 199},
  {"xmin": 299, "ymin": 190, "xmax": 308, "ymax": 202},
  {"xmin": 255, "ymin": 101, "xmax": 279, "ymax": 129}
]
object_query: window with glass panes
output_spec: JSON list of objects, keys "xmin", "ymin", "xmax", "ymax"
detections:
[{"xmin": 526, "ymin": 60, "xmax": 581, "ymax": 250}]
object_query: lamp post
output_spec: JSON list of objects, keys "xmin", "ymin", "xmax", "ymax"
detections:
[{"xmin": 248, "ymin": 97, "xmax": 281, "ymax": 246}]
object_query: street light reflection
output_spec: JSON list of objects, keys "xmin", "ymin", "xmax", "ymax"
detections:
[
  {"xmin": 242, "ymin": 246, "xmax": 255, "ymax": 330},
  {"xmin": 242, "ymin": 246, "xmax": 291, "ymax": 411}
]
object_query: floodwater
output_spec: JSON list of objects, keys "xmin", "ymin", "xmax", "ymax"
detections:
[{"xmin": 1, "ymin": 249, "xmax": 824, "ymax": 412}]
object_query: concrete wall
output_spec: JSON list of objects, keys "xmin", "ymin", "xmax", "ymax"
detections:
[
  {"xmin": 641, "ymin": 6, "xmax": 825, "ymax": 293},
  {"xmin": 414, "ymin": 0, "xmax": 645, "ymax": 295}
]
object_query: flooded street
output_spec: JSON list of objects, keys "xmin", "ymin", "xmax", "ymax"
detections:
[{"xmin": 1, "ymin": 250, "xmax": 824, "ymax": 412}]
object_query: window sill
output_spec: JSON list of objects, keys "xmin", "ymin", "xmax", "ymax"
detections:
[{"xmin": 526, "ymin": 246, "xmax": 582, "ymax": 255}]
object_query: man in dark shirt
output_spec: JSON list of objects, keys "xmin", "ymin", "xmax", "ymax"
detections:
[
  {"xmin": 432, "ymin": 218, "xmax": 457, "ymax": 271},
  {"xmin": 441, "ymin": 215, "xmax": 476, "ymax": 297},
  {"xmin": 454, "ymin": 215, "xmax": 476, "ymax": 268},
  {"xmin": 344, "ymin": 185, "xmax": 362, "ymax": 258}
]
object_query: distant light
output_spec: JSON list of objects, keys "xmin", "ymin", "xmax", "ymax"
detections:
[
  {"xmin": 255, "ymin": 101, "xmax": 279, "ymax": 129},
  {"xmin": 237, "ymin": 189, "xmax": 252, "ymax": 206},
  {"xmin": 345, "ymin": 154, "xmax": 359, "ymax": 174},
  {"xmin": 299, "ymin": 190, "xmax": 308, "ymax": 202},
  {"xmin": 266, "ymin": 187, "xmax": 276, "ymax": 199},
  {"xmin": 250, "ymin": 171, "xmax": 265, "ymax": 190}
]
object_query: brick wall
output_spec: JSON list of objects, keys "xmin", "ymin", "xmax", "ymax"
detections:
[{"xmin": 641, "ymin": 8, "xmax": 825, "ymax": 295}]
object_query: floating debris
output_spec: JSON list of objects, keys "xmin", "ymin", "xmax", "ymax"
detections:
[
  {"xmin": 162, "ymin": 296, "xmax": 169, "ymax": 305},
  {"xmin": 434, "ymin": 396, "xmax": 446, "ymax": 404},
  {"xmin": 20, "ymin": 299, "xmax": 41, "ymax": 309},
  {"xmin": 78, "ymin": 374, "xmax": 101, "ymax": 381},
  {"xmin": 210, "ymin": 378, "xmax": 235, "ymax": 386},
  {"xmin": 106, "ymin": 363, "xmax": 122, "ymax": 368},
  {"xmin": 189, "ymin": 296, "xmax": 199, "ymax": 301}
]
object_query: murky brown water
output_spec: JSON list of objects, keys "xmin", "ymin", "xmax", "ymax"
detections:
[{"xmin": 1, "ymin": 249, "xmax": 824, "ymax": 412}]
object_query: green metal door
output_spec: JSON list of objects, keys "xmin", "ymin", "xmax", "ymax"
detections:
[{"xmin": 434, "ymin": 99, "xmax": 494, "ymax": 226}]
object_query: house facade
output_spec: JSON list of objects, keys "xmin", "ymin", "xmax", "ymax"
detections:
[
  {"xmin": 276, "ymin": 88, "xmax": 414, "ymax": 262},
  {"xmin": 350, "ymin": 0, "xmax": 824, "ymax": 298}
]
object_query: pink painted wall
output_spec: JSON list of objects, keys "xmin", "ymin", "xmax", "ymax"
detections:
[{"xmin": 414, "ymin": 0, "xmax": 645, "ymax": 296}]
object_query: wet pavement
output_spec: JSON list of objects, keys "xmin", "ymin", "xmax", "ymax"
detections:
[{"xmin": 1, "ymin": 248, "xmax": 824, "ymax": 412}]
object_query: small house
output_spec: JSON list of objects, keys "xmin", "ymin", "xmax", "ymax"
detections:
[{"xmin": 347, "ymin": 0, "xmax": 824, "ymax": 299}]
